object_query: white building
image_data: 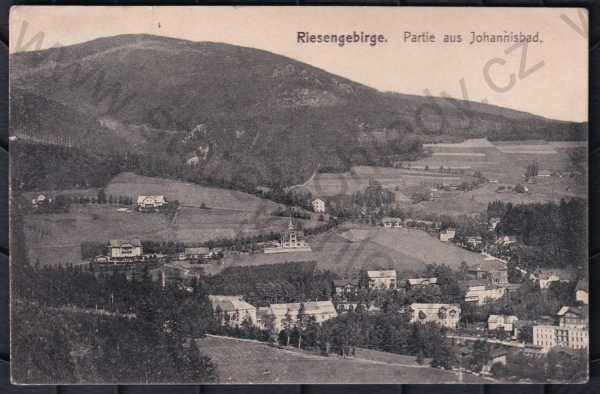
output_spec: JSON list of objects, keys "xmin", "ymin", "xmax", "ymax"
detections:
[
  {"xmin": 367, "ymin": 270, "xmax": 397, "ymax": 289},
  {"xmin": 464, "ymin": 281, "xmax": 506, "ymax": 305},
  {"xmin": 407, "ymin": 277, "xmax": 438, "ymax": 287},
  {"xmin": 209, "ymin": 295, "xmax": 257, "ymax": 327},
  {"xmin": 381, "ymin": 217, "xmax": 403, "ymax": 228},
  {"xmin": 257, "ymin": 301, "xmax": 337, "ymax": 332},
  {"xmin": 439, "ymin": 228, "xmax": 456, "ymax": 242},
  {"xmin": 108, "ymin": 239, "xmax": 143, "ymax": 261},
  {"xmin": 488, "ymin": 315, "xmax": 518, "ymax": 333},
  {"xmin": 136, "ymin": 195, "xmax": 167, "ymax": 211},
  {"xmin": 533, "ymin": 306, "xmax": 588, "ymax": 351},
  {"xmin": 576, "ymin": 279, "xmax": 589, "ymax": 305},
  {"xmin": 409, "ymin": 303, "xmax": 461, "ymax": 329},
  {"xmin": 312, "ymin": 198, "xmax": 326, "ymax": 213}
]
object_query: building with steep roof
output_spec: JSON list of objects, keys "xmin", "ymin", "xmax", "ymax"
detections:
[
  {"xmin": 136, "ymin": 195, "xmax": 167, "ymax": 212},
  {"xmin": 488, "ymin": 315, "xmax": 518, "ymax": 334},
  {"xmin": 258, "ymin": 301, "xmax": 337, "ymax": 332},
  {"xmin": 108, "ymin": 239, "xmax": 143, "ymax": 261},
  {"xmin": 209, "ymin": 295, "xmax": 257, "ymax": 327}
]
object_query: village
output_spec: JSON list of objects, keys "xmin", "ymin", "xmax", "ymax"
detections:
[{"xmin": 23, "ymin": 183, "xmax": 588, "ymax": 382}]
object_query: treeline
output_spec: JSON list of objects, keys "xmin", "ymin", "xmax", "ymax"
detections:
[
  {"xmin": 12, "ymin": 141, "xmax": 137, "ymax": 191},
  {"xmin": 488, "ymin": 198, "xmax": 586, "ymax": 270},
  {"xmin": 492, "ymin": 348, "xmax": 587, "ymax": 382},
  {"xmin": 352, "ymin": 178, "xmax": 395, "ymax": 208},
  {"xmin": 201, "ymin": 261, "xmax": 336, "ymax": 307},
  {"xmin": 11, "ymin": 261, "xmax": 219, "ymax": 383}
]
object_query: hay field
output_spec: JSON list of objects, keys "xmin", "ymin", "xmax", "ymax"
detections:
[
  {"xmin": 23, "ymin": 204, "xmax": 174, "ymax": 266},
  {"xmin": 198, "ymin": 335, "xmax": 488, "ymax": 384},
  {"xmin": 106, "ymin": 172, "xmax": 282, "ymax": 211}
]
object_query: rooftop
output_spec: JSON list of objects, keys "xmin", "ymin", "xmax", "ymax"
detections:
[
  {"xmin": 209, "ymin": 295, "xmax": 256, "ymax": 313},
  {"xmin": 109, "ymin": 239, "xmax": 142, "ymax": 247},
  {"xmin": 367, "ymin": 270, "xmax": 397, "ymax": 278}
]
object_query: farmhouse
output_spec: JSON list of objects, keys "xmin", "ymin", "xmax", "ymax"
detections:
[
  {"xmin": 367, "ymin": 270, "xmax": 397, "ymax": 289},
  {"xmin": 439, "ymin": 228, "xmax": 456, "ymax": 242},
  {"xmin": 407, "ymin": 277, "xmax": 438, "ymax": 287},
  {"xmin": 136, "ymin": 195, "xmax": 167, "ymax": 212},
  {"xmin": 259, "ymin": 301, "xmax": 337, "ymax": 331},
  {"xmin": 332, "ymin": 278, "xmax": 360, "ymax": 297},
  {"xmin": 576, "ymin": 279, "xmax": 588, "ymax": 304},
  {"xmin": 108, "ymin": 239, "xmax": 143, "ymax": 262},
  {"xmin": 488, "ymin": 315, "xmax": 518, "ymax": 334},
  {"xmin": 312, "ymin": 198, "xmax": 326, "ymax": 213},
  {"xmin": 533, "ymin": 306, "xmax": 588, "ymax": 351},
  {"xmin": 264, "ymin": 218, "xmax": 312, "ymax": 253},
  {"xmin": 409, "ymin": 303, "xmax": 461, "ymax": 328},
  {"xmin": 381, "ymin": 217, "xmax": 403, "ymax": 228},
  {"xmin": 209, "ymin": 295, "xmax": 257, "ymax": 327}
]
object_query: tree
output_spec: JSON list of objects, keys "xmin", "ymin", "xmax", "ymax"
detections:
[
  {"xmin": 98, "ymin": 189, "xmax": 107, "ymax": 204},
  {"xmin": 282, "ymin": 310, "xmax": 294, "ymax": 346},
  {"xmin": 525, "ymin": 161, "xmax": 539, "ymax": 178},
  {"xmin": 296, "ymin": 303, "xmax": 306, "ymax": 349}
]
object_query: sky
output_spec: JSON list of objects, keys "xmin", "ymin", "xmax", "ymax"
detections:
[{"xmin": 10, "ymin": 6, "xmax": 588, "ymax": 122}]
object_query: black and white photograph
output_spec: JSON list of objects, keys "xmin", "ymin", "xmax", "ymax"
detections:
[{"xmin": 8, "ymin": 6, "xmax": 589, "ymax": 384}]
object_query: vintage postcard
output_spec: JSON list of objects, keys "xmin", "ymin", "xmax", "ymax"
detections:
[{"xmin": 9, "ymin": 6, "xmax": 588, "ymax": 384}]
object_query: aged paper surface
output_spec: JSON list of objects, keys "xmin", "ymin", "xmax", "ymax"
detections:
[{"xmin": 10, "ymin": 6, "xmax": 588, "ymax": 384}]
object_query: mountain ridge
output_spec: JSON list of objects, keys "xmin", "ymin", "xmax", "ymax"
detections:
[{"xmin": 10, "ymin": 33, "xmax": 587, "ymax": 187}]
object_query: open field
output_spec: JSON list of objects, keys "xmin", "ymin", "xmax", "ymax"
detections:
[
  {"xmin": 338, "ymin": 226, "xmax": 487, "ymax": 268},
  {"xmin": 23, "ymin": 204, "xmax": 175, "ymax": 266},
  {"xmin": 198, "ymin": 335, "xmax": 489, "ymax": 383},
  {"xmin": 217, "ymin": 225, "xmax": 487, "ymax": 277},
  {"xmin": 300, "ymin": 166, "xmax": 468, "ymax": 200},
  {"xmin": 22, "ymin": 173, "xmax": 324, "ymax": 266},
  {"xmin": 300, "ymin": 139, "xmax": 585, "ymax": 216},
  {"xmin": 106, "ymin": 172, "xmax": 282, "ymax": 211},
  {"xmin": 24, "ymin": 203, "xmax": 323, "ymax": 266}
]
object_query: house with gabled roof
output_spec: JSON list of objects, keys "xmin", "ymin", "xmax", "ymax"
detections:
[
  {"xmin": 136, "ymin": 195, "xmax": 167, "ymax": 212},
  {"xmin": 258, "ymin": 301, "xmax": 337, "ymax": 332},
  {"xmin": 108, "ymin": 239, "xmax": 143, "ymax": 261},
  {"xmin": 209, "ymin": 295, "xmax": 257, "ymax": 327}
]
